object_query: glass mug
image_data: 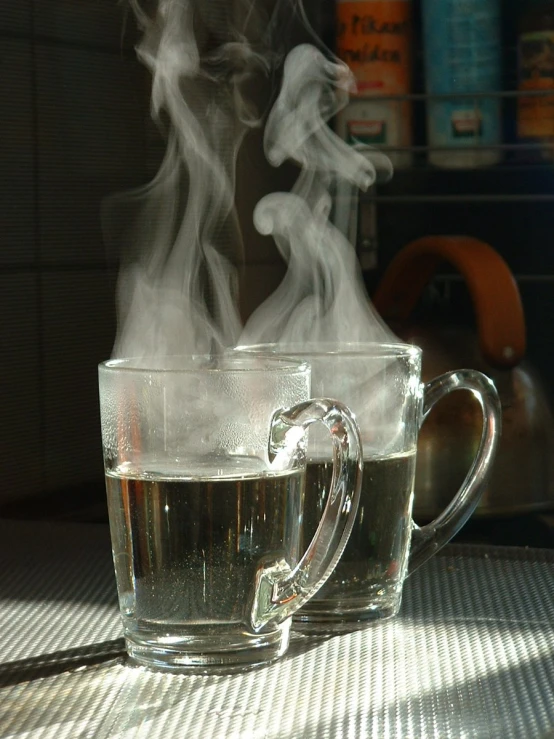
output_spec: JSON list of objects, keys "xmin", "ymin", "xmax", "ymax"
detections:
[
  {"xmin": 98, "ymin": 355, "xmax": 362, "ymax": 671},
  {"xmin": 236, "ymin": 343, "xmax": 502, "ymax": 629}
]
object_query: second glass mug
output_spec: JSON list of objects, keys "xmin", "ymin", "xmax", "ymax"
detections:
[
  {"xmin": 236, "ymin": 343, "xmax": 502, "ymax": 629},
  {"xmin": 98, "ymin": 355, "xmax": 362, "ymax": 671}
]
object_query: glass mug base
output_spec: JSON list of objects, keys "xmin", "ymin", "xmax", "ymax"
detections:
[
  {"xmin": 124, "ymin": 620, "xmax": 291, "ymax": 673},
  {"xmin": 293, "ymin": 588, "xmax": 403, "ymax": 633}
]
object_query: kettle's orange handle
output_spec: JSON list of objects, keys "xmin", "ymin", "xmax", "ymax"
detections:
[{"xmin": 373, "ymin": 236, "xmax": 526, "ymax": 368}]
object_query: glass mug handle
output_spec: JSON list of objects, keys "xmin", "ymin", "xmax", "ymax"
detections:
[
  {"xmin": 409, "ymin": 370, "xmax": 502, "ymax": 574},
  {"xmin": 250, "ymin": 399, "xmax": 363, "ymax": 630}
]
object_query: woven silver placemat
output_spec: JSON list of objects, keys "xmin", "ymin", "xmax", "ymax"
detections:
[
  {"xmin": 1, "ymin": 521, "xmax": 553, "ymax": 738},
  {"xmin": 0, "ymin": 520, "xmax": 121, "ymax": 663}
]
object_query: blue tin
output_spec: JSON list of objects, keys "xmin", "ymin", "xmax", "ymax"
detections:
[{"xmin": 422, "ymin": 0, "xmax": 502, "ymax": 167}]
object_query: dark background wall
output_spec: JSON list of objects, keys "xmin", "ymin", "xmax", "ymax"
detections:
[{"xmin": 1, "ymin": 1, "xmax": 148, "ymax": 508}]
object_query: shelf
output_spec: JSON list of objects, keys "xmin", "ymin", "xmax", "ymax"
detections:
[
  {"xmin": 433, "ymin": 274, "xmax": 554, "ymax": 284},
  {"xmin": 352, "ymin": 149, "xmax": 554, "ymax": 205},
  {"xmin": 365, "ymin": 193, "xmax": 554, "ymax": 204},
  {"xmin": 349, "ymin": 89, "xmax": 554, "ymax": 103},
  {"xmin": 343, "ymin": 88, "xmax": 554, "ymax": 177},
  {"xmin": 375, "ymin": 143, "xmax": 554, "ymax": 155}
]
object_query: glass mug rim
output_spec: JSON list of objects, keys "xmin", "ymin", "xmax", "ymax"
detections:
[
  {"xmin": 99, "ymin": 354, "xmax": 310, "ymax": 376},
  {"xmin": 234, "ymin": 341, "xmax": 422, "ymax": 361}
]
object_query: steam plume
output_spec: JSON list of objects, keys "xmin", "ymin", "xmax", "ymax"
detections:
[
  {"xmin": 106, "ymin": 0, "xmax": 267, "ymax": 358},
  {"xmin": 240, "ymin": 44, "xmax": 396, "ymax": 346},
  {"xmin": 107, "ymin": 1, "xmax": 397, "ymax": 362}
]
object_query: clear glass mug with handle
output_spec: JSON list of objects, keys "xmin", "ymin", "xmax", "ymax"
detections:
[
  {"xmin": 98, "ymin": 355, "xmax": 362, "ymax": 671},
  {"xmin": 235, "ymin": 343, "xmax": 502, "ymax": 630}
]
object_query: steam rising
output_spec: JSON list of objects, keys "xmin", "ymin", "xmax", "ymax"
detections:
[
  {"xmin": 240, "ymin": 44, "xmax": 395, "ymax": 346},
  {"xmin": 235, "ymin": 42, "xmax": 403, "ymax": 457},
  {"xmin": 107, "ymin": 0, "xmax": 266, "ymax": 358},
  {"xmin": 108, "ymin": 1, "xmax": 397, "ymax": 362}
]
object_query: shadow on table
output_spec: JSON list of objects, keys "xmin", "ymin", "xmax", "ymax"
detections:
[
  {"xmin": 0, "ymin": 632, "xmax": 335, "ymax": 738},
  {"xmin": 6, "ymin": 635, "xmax": 550, "ymax": 739},
  {"xmin": 0, "ymin": 631, "xmax": 332, "ymax": 690},
  {"xmin": 0, "ymin": 640, "xmax": 126, "ymax": 689},
  {"xmin": 0, "ymin": 518, "xmax": 117, "ymax": 607}
]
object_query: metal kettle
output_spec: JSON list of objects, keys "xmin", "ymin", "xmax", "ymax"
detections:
[{"xmin": 373, "ymin": 236, "xmax": 554, "ymax": 518}]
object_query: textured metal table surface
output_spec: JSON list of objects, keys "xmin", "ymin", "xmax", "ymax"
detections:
[{"xmin": 1, "ymin": 520, "xmax": 554, "ymax": 739}]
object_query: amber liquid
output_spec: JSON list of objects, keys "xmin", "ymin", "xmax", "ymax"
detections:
[
  {"xmin": 106, "ymin": 461, "xmax": 304, "ymax": 668},
  {"xmin": 297, "ymin": 452, "xmax": 416, "ymax": 623}
]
